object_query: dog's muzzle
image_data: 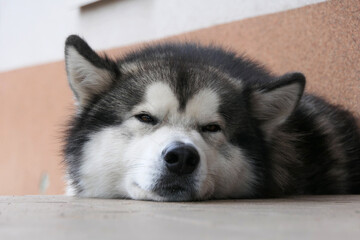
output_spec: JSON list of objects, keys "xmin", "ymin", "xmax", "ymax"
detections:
[{"xmin": 152, "ymin": 141, "xmax": 200, "ymax": 200}]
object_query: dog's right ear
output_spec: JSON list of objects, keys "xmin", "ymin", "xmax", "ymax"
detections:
[{"xmin": 65, "ymin": 35, "xmax": 119, "ymax": 107}]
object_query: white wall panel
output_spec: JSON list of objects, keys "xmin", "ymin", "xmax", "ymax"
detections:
[{"xmin": 0, "ymin": 0, "xmax": 326, "ymax": 72}]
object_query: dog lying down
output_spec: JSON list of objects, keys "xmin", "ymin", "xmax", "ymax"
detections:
[{"xmin": 63, "ymin": 35, "xmax": 360, "ymax": 201}]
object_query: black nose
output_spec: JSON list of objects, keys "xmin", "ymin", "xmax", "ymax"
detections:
[{"xmin": 163, "ymin": 142, "xmax": 200, "ymax": 175}]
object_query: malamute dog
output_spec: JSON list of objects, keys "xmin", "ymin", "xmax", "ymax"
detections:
[{"xmin": 64, "ymin": 35, "xmax": 360, "ymax": 201}]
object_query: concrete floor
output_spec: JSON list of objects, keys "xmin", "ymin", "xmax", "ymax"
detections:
[{"xmin": 0, "ymin": 195, "xmax": 360, "ymax": 240}]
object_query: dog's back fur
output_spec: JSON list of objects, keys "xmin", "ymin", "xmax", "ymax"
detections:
[{"xmin": 265, "ymin": 94, "xmax": 360, "ymax": 195}]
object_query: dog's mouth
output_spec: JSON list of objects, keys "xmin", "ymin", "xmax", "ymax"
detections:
[
  {"xmin": 131, "ymin": 172, "xmax": 199, "ymax": 201},
  {"xmin": 155, "ymin": 184, "xmax": 187, "ymax": 194},
  {"xmin": 131, "ymin": 181, "xmax": 195, "ymax": 201},
  {"xmin": 151, "ymin": 176, "xmax": 197, "ymax": 201},
  {"xmin": 153, "ymin": 184, "xmax": 194, "ymax": 201}
]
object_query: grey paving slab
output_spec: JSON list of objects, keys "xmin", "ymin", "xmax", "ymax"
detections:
[{"xmin": 0, "ymin": 195, "xmax": 360, "ymax": 240}]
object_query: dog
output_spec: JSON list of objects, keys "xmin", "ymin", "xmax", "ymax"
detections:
[{"xmin": 63, "ymin": 35, "xmax": 360, "ymax": 201}]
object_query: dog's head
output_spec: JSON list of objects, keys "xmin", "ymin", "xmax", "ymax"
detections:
[{"xmin": 64, "ymin": 35, "xmax": 305, "ymax": 201}]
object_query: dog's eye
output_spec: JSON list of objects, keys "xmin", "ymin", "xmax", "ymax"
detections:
[
  {"xmin": 135, "ymin": 114, "xmax": 156, "ymax": 124},
  {"xmin": 202, "ymin": 124, "xmax": 221, "ymax": 133}
]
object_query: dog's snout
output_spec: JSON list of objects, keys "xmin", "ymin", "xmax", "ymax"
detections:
[{"xmin": 163, "ymin": 142, "xmax": 200, "ymax": 175}]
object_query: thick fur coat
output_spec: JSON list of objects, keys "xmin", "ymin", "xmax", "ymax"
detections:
[{"xmin": 64, "ymin": 35, "xmax": 360, "ymax": 201}]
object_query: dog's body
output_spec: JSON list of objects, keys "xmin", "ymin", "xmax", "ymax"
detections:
[{"xmin": 64, "ymin": 35, "xmax": 360, "ymax": 201}]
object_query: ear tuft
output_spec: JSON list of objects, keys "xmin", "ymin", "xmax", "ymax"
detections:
[
  {"xmin": 64, "ymin": 35, "xmax": 119, "ymax": 107},
  {"xmin": 251, "ymin": 72, "xmax": 305, "ymax": 136}
]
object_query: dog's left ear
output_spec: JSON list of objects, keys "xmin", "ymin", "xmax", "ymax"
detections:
[
  {"xmin": 250, "ymin": 72, "xmax": 305, "ymax": 136},
  {"xmin": 65, "ymin": 35, "xmax": 119, "ymax": 107}
]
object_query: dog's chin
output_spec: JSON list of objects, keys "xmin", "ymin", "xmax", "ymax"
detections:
[
  {"xmin": 130, "ymin": 182, "xmax": 198, "ymax": 202},
  {"xmin": 152, "ymin": 185, "xmax": 196, "ymax": 202}
]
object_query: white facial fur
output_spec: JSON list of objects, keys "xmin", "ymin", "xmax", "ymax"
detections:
[{"xmin": 75, "ymin": 82, "xmax": 257, "ymax": 200}]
